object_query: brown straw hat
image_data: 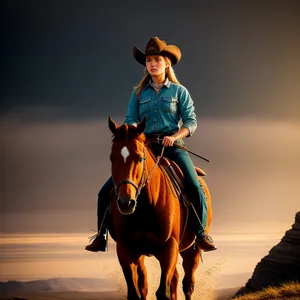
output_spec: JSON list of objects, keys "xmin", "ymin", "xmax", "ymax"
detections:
[{"xmin": 133, "ymin": 36, "xmax": 181, "ymax": 66}]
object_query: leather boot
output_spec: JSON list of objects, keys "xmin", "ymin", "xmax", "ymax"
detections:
[
  {"xmin": 195, "ymin": 233, "xmax": 217, "ymax": 252},
  {"xmin": 85, "ymin": 228, "xmax": 108, "ymax": 252}
]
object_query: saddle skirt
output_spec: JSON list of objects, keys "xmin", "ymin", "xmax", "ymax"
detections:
[{"xmin": 158, "ymin": 156, "xmax": 206, "ymax": 205}]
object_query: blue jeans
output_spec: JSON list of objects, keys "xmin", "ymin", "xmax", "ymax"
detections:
[
  {"xmin": 163, "ymin": 146, "xmax": 208, "ymax": 235},
  {"xmin": 97, "ymin": 146, "xmax": 207, "ymax": 235}
]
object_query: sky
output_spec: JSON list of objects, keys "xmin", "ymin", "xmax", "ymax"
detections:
[
  {"xmin": 1, "ymin": 1, "xmax": 300, "ymax": 234},
  {"xmin": 2, "ymin": 0, "xmax": 300, "ymax": 120}
]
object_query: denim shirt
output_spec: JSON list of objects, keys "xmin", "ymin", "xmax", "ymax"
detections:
[{"xmin": 124, "ymin": 78, "xmax": 197, "ymax": 137}]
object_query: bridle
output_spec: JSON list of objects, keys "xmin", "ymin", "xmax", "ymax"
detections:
[
  {"xmin": 111, "ymin": 139, "xmax": 165, "ymax": 201},
  {"xmin": 111, "ymin": 141, "xmax": 146, "ymax": 201}
]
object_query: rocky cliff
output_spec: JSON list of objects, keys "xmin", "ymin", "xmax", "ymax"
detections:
[{"xmin": 234, "ymin": 211, "xmax": 300, "ymax": 297}]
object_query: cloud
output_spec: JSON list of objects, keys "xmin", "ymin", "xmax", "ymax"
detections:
[{"xmin": 2, "ymin": 1, "xmax": 300, "ymax": 120}]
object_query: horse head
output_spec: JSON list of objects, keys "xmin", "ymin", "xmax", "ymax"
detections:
[{"xmin": 108, "ymin": 117, "xmax": 147, "ymax": 215}]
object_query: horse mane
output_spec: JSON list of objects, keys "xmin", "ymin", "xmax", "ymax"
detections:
[
  {"xmin": 111, "ymin": 123, "xmax": 159, "ymax": 162},
  {"xmin": 112, "ymin": 123, "xmax": 147, "ymax": 144}
]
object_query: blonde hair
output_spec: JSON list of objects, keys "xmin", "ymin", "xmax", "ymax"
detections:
[{"xmin": 134, "ymin": 57, "xmax": 180, "ymax": 98}]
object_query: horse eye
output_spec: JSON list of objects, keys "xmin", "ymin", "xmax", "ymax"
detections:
[{"xmin": 138, "ymin": 157, "xmax": 143, "ymax": 163}]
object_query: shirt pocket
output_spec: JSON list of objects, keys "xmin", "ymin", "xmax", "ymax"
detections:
[
  {"xmin": 162, "ymin": 97, "xmax": 178, "ymax": 113},
  {"xmin": 139, "ymin": 97, "xmax": 151, "ymax": 116}
]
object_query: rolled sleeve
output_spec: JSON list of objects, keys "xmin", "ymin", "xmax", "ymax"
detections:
[
  {"xmin": 179, "ymin": 87, "xmax": 197, "ymax": 136},
  {"xmin": 124, "ymin": 90, "xmax": 140, "ymax": 125}
]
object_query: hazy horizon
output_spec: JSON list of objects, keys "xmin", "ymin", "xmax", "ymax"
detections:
[
  {"xmin": 0, "ymin": 231, "xmax": 285, "ymax": 298},
  {"xmin": 1, "ymin": 114, "xmax": 299, "ymax": 234}
]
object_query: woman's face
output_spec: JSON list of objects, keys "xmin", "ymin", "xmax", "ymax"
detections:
[{"xmin": 145, "ymin": 55, "xmax": 168, "ymax": 78}]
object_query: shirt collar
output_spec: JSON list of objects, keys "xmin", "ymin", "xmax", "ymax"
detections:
[
  {"xmin": 145, "ymin": 77, "xmax": 171, "ymax": 89},
  {"xmin": 164, "ymin": 77, "xmax": 171, "ymax": 88}
]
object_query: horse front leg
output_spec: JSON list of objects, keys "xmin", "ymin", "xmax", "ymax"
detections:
[
  {"xmin": 116, "ymin": 241, "xmax": 142, "ymax": 300},
  {"xmin": 180, "ymin": 246, "xmax": 202, "ymax": 300},
  {"xmin": 137, "ymin": 255, "xmax": 148, "ymax": 300},
  {"xmin": 155, "ymin": 237, "xmax": 179, "ymax": 300},
  {"xmin": 171, "ymin": 267, "xmax": 179, "ymax": 300}
]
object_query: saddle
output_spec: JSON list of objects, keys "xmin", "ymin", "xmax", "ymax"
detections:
[
  {"xmin": 160, "ymin": 156, "xmax": 206, "ymax": 181},
  {"xmin": 145, "ymin": 136, "xmax": 206, "ymax": 203},
  {"xmin": 158, "ymin": 156, "xmax": 206, "ymax": 204},
  {"xmin": 156, "ymin": 154, "xmax": 208, "ymax": 246}
]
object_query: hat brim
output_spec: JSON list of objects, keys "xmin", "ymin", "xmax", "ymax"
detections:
[{"xmin": 133, "ymin": 45, "xmax": 181, "ymax": 66}]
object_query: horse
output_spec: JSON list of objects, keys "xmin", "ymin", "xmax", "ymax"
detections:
[{"xmin": 106, "ymin": 117, "xmax": 213, "ymax": 300}]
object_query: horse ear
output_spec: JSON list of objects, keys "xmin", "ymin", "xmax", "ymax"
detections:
[
  {"xmin": 108, "ymin": 116, "xmax": 118, "ymax": 134},
  {"xmin": 136, "ymin": 117, "xmax": 146, "ymax": 135}
]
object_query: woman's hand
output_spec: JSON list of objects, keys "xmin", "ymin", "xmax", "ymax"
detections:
[
  {"xmin": 162, "ymin": 136, "xmax": 176, "ymax": 147},
  {"xmin": 162, "ymin": 128, "xmax": 190, "ymax": 147}
]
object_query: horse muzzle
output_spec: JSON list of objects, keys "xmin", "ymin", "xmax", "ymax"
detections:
[
  {"xmin": 114, "ymin": 179, "xmax": 142, "ymax": 215},
  {"xmin": 116, "ymin": 197, "xmax": 137, "ymax": 215}
]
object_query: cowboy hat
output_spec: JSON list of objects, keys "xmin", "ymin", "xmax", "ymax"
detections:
[{"xmin": 133, "ymin": 36, "xmax": 181, "ymax": 66}]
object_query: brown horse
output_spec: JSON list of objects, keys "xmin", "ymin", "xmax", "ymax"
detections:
[{"xmin": 107, "ymin": 117, "xmax": 213, "ymax": 300}]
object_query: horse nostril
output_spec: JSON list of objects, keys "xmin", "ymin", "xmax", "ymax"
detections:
[{"xmin": 128, "ymin": 199, "xmax": 136, "ymax": 208}]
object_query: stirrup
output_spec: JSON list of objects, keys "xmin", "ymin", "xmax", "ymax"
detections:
[
  {"xmin": 88, "ymin": 230, "xmax": 99, "ymax": 243},
  {"xmin": 195, "ymin": 234, "xmax": 217, "ymax": 252}
]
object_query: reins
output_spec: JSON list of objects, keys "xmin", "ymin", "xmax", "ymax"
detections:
[
  {"xmin": 144, "ymin": 146, "xmax": 165, "ymax": 185},
  {"xmin": 147, "ymin": 136, "xmax": 210, "ymax": 162}
]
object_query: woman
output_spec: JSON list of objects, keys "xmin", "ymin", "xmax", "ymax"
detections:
[{"xmin": 85, "ymin": 36, "xmax": 216, "ymax": 252}]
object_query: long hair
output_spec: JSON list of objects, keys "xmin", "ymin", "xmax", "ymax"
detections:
[{"xmin": 134, "ymin": 57, "xmax": 180, "ymax": 98}]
